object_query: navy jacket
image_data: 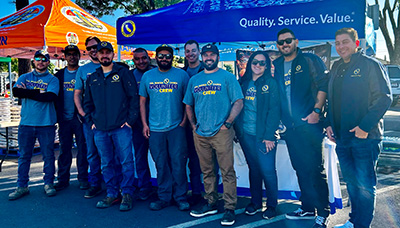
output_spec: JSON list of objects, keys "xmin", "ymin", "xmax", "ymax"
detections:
[
  {"xmin": 235, "ymin": 74, "xmax": 281, "ymax": 142},
  {"xmin": 273, "ymin": 48, "xmax": 328, "ymax": 128},
  {"xmin": 54, "ymin": 68, "xmax": 79, "ymax": 123},
  {"xmin": 83, "ymin": 63, "xmax": 139, "ymax": 131},
  {"xmin": 327, "ymin": 51, "xmax": 392, "ymax": 140}
]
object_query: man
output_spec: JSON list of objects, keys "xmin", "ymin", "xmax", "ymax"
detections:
[
  {"xmin": 130, "ymin": 48, "xmax": 154, "ymax": 200},
  {"xmin": 273, "ymin": 28, "xmax": 330, "ymax": 228},
  {"xmin": 9, "ymin": 50, "xmax": 59, "ymax": 200},
  {"xmin": 54, "ymin": 45, "xmax": 89, "ymax": 191},
  {"xmin": 326, "ymin": 28, "xmax": 392, "ymax": 228},
  {"xmin": 84, "ymin": 41, "xmax": 139, "ymax": 211},
  {"xmin": 184, "ymin": 44, "xmax": 243, "ymax": 226},
  {"xmin": 182, "ymin": 40, "xmax": 204, "ymax": 205},
  {"xmin": 74, "ymin": 36, "xmax": 103, "ymax": 199},
  {"xmin": 139, "ymin": 44, "xmax": 190, "ymax": 211}
]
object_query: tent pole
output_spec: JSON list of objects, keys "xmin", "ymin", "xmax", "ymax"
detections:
[{"xmin": 118, "ymin": 45, "xmax": 121, "ymax": 62}]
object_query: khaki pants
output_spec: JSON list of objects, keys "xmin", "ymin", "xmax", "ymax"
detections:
[{"xmin": 193, "ymin": 128, "xmax": 237, "ymax": 210}]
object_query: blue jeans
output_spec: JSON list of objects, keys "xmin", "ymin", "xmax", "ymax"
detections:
[
  {"xmin": 239, "ymin": 133, "xmax": 278, "ymax": 208},
  {"xmin": 336, "ymin": 137, "xmax": 381, "ymax": 228},
  {"xmin": 94, "ymin": 126, "xmax": 135, "ymax": 197},
  {"xmin": 58, "ymin": 117, "xmax": 88, "ymax": 183},
  {"xmin": 149, "ymin": 126, "xmax": 188, "ymax": 202},
  {"xmin": 83, "ymin": 122, "xmax": 102, "ymax": 187},
  {"xmin": 132, "ymin": 121, "xmax": 152, "ymax": 190},
  {"xmin": 185, "ymin": 125, "xmax": 203, "ymax": 194},
  {"xmin": 17, "ymin": 125, "xmax": 56, "ymax": 187}
]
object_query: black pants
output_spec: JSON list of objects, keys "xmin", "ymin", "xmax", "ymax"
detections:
[{"xmin": 283, "ymin": 123, "xmax": 330, "ymax": 217}]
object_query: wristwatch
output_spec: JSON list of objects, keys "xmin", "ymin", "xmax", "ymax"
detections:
[
  {"xmin": 224, "ymin": 122, "xmax": 232, "ymax": 129},
  {"xmin": 313, "ymin": 107, "xmax": 322, "ymax": 114}
]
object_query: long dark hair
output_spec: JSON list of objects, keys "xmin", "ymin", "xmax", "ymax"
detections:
[{"xmin": 240, "ymin": 51, "xmax": 272, "ymax": 83}]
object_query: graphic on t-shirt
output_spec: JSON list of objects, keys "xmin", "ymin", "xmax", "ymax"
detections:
[
  {"xmin": 26, "ymin": 79, "xmax": 48, "ymax": 91},
  {"xmin": 193, "ymin": 80, "xmax": 222, "ymax": 95},
  {"xmin": 149, "ymin": 78, "xmax": 178, "ymax": 93},
  {"xmin": 64, "ymin": 79, "xmax": 75, "ymax": 91},
  {"xmin": 245, "ymin": 86, "xmax": 256, "ymax": 100},
  {"xmin": 284, "ymin": 69, "xmax": 291, "ymax": 86}
]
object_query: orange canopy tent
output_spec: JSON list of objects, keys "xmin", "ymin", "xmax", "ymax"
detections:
[{"xmin": 0, "ymin": 0, "xmax": 118, "ymax": 59}]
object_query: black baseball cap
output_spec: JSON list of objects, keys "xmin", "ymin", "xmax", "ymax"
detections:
[
  {"xmin": 34, "ymin": 50, "xmax": 50, "ymax": 61},
  {"xmin": 97, "ymin": 41, "xmax": 114, "ymax": 52},
  {"xmin": 201, "ymin": 43, "xmax": 219, "ymax": 55},
  {"xmin": 156, "ymin": 44, "xmax": 173, "ymax": 55},
  {"xmin": 62, "ymin": 45, "xmax": 80, "ymax": 54}
]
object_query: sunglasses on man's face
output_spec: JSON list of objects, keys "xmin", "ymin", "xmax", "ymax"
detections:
[
  {"xmin": 65, "ymin": 52, "xmax": 79, "ymax": 57},
  {"xmin": 277, "ymin": 38, "xmax": 295, "ymax": 46},
  {"xmin": 157, "ymin": 53, "xmax": 172, "ymax": 59},
  {"xmin": 34, "ymin": 57, "xmax": 48, "ymax": 62},
  {"xmin": 251, "ymin": 60, "xmax": 267, "ymax": 67},
  {"xmin": 86, "ymin": 45, "xmax": 97, "ymax": 51}
]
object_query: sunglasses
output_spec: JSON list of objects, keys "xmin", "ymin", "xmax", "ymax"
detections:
[
  {"xmin": 157, "ymin": 53, "xmax": 172, "ymax": 59},
  {"xmin": 65, "ymin": 52, "xmax": 79, "ymax": 57},
  {"xmin": 251, "ymin": 60, "xmax": 267, "ymax": 67},
  {"xmin": 277, "ymin": 38, "xmax": 295, "ymax": 46},
  {"xmin": 86, "ymin": 45, "xmax": 97, "ymax": 51},
  {"xmin": 34, "ymin": 57, "xmax": 48, "ymax": 62}
]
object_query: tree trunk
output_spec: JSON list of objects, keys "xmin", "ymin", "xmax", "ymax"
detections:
[{"xmin": 16, "ymin": 0, "xmax": 31, "ymax": 76}]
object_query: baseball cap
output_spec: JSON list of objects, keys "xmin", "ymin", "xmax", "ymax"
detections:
[
  {"xmin": 201, "ymin": 43, "xmax": 219, "ymax": 55},
  {"xmin": 62, "ymin": 45, "xmax": 80, "ymax": 54},
  {"xmin": 34, "ymin": 50, "xmax": 50, "ymax": 61},
  {"xmin": 156, "ymin": 44, "xmax": 173, "ymax": 55},
  {"xmin": 97, "ymin": 41, "xmax": 114, "ymax": 52}
]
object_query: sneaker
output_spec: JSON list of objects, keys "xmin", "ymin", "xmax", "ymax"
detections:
[
  {"xmin": 312, "ymin": 216, "xmax": 329, "ymax": 228},
  {"xmin": 79, "ymin": 181, "xmax": 90, "ymax": 190},
  {"xmin": 84, "ymin": 186, "xmax": 103, "ymax": 199},
  {"xmin": 44, "ymin": 184, "xmax": 56, "ymax": 197},
  {"xmin": 245, "ymin": 203, "xmax": 262, "ymax": 216},
  {"xmin": 263, "ymin": 207, "xmax": 277, "ymax": 219},
  {"xmin": 96, "ymin": 196, "xmax": 121, "ymax": 208},
  {"xmin": 221, "ymin": 209, "xmax": 235, "ymax": 226},
  {"xmin": 177, "ymin": 200, "xmax": 190, "ymax": 211},
  {"xmin": 190, "ymin": 203, "xmax": 218, "ymax": 217},
  {"xmin": 188, "ymin": 193, "xmax": 203, "ymax": 206},
  {"xmin": 8, "ymin": 187, "xmax": 29, "ymax": 200},
  {"xmin": 119, "ymin": 194, "xmax": 133, "ymax": 211},
  {"xmin": 334, "ymin": 220, "xmax": 354, "ymax": 228},
  {"xmin": 138, "ymin": 188, "xmax": 153, "ymax": 201},
  {"xmin": 285, "ymin": 208, "xmax": 315, "ymax": 220},
  {"xmin": 149, "ymin": 200, "xmax": 170, "ymax": 211},
  {"xmin": 54, "ymin": 182, "xmax": 69, "ymax": 191}
]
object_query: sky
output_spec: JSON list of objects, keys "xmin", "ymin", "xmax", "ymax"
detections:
[{"xmin": 0, "ymin": 0, "xmax": 395, "ymax": 61}]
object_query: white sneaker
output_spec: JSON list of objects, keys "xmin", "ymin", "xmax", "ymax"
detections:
[{"xmin": 334, "ymin": 220, "xmax": 354, "ymax": 228}]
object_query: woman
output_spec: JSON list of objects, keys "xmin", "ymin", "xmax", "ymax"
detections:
[{"xmin": 235, "ymin": 51, "xmax": 280, "ymax": 219}]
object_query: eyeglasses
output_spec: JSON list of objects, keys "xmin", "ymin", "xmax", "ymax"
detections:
[
  {"xmin": 65, "ymin": 52, "xmax": 79, "ymax": 57},
  {"xmin": 277, "ymin": 38, "xmax": 295, "ymax": 46},
  {"xmin": 34, "ymin": 57, "xmax": 48, "ymax": 62},
  {"xmin": 251, "ymin": 60, "xmax": 267, "ymax": 67},
  {"xmin": 133, "ymin": 56, "xmax": 148, "ymax": 61},
  {"xmin": 86, "ymin": 45, "xmax": 97, "ymax": 51},
  {"xmin": 157, "ymin": 53, "xmax": 172, "ymax": 59}
]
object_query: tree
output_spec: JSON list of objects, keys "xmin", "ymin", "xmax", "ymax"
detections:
[
  {"xmin": 375, "ymin": 0, "xmax": 400, "ymax": 64},
  {"xmin": 75, "ymin": 0, "xmax": 183, "ymax": 17},
  {"xmin": 14, "ymin": 0, "xmax": 32, "ymax": 76}
]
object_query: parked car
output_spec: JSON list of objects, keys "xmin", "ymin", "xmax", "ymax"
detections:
[{"xmin": 386, "ymin": 65, "xmax": 400, "ymax": 107}]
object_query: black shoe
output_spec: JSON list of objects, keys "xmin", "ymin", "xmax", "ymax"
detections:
[
  {"xmin": 221, "ymin": 209, "xmax": 235, "ymax": 226},
  {"xmin": 79, "ymin": 181, "xmax": 90, "ymax": 190},
  {"xmin": 138, "ymin": 188, "xmax": 153, "ymax": 201},
  {"xmin": 96, "ymin": 196, "xmax": 122, "ymax": 209},
  {"xmin": 245, "ymin": 203, "xmax": 262, "ymax": 216},
  {"xmin": 262, "ymin": 207, "xmax": 277, "ymax": 219},
  {"xmin": 312, "ymin": 216, "xmax": 329, "ymax": 228},
  {"xmin": 177, "ymin": 200, "xmax": 190, "ymax": 211},
  {"xmin": 84, "ymin": 186, "xmax": 103, "ymax": 199},
  {"xmin": 188, "ymin": 193, "xmax": 203, "ymax": 206},
  {"xmin": 54, "ymin": 182, "xmax": 69, "ymax": 191},
  {"xmin": 119, "ymin": 194, "xmax": 133, "ymax": 211},
  {"xmin": 149, "ymin": 200, "xmax": 170, "ymax": 211},
  {"xmin": 190, "ymin": 203, "xmax": 218, "ymax": 217},
  {"xmin": 285, "ymin": 208, "xmax": 315, "ymax": 220}
]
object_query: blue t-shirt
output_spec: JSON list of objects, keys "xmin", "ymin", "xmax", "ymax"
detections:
[
  {"xmin": 132, "ymin": 68, "xmax": 145, "ymax": 89},
  {"xmin": 243, "ymin": 80, "xmax": 257, "ymax": 135},
  {"xmin": 14, "ymin": 70, "xmax": 59, "ymax": 126},
  {"xmin": 63, "ymin": 69, "xmax": 77, "ymax": 120},
  {"xmin": 186, "ymin": 65, "xmax": 201, "ymax": 78},
  {"xmin": 139, "ymin": 67, "xmax": 189, "ymax": 132},
  {"xmin": 183, "ymin": 69, "xmax": 244, "ymax": 137},
  {"xmin": 74, "ymin": 61, "xmax": 101, "ymax": 91}
]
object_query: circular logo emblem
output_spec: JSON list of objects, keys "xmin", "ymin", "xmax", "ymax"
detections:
[
  {"xmin": 61, "ymin": 6, "xmax": 107, "ymax": 32},
  {"xmin": 296, "ymin": 65, "xmax": 301, "ymax": 71},
  {"xmin": 207, "ymin": 80, "xmax": 213, "ymax": 85},
  {"xmin": 66, "ymin": 32, "xmax": 79, "ymax": 45},
  {"xmin": 0, "ymin": 5, "xmax": 45, "ymax": 29},
  {"xmin": 71, "ymin": 79, "xmax": 76, "ymax": 84},
  {"xmin": 112, "ymin": 75, "xmax": 119, "ymax": 81},
  {"xmin": 121, "ymin": 20, "xmax": 136, "ymax": 37},
  {"xmin": 164, "ymin": 78, "xmax": 170, "ymax": 84},
  {"xmin": 354, "ymin": 68, "xmax": 360, "ymax": 74},
  {"xmin": 101, "ymin": 41, "xmax": 108, "ymax": 47},
  {"xmin": 262, "ymin": 85, "xmax": 269, "ymax": 91}
]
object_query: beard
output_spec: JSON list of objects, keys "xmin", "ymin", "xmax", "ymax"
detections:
[
  {"xmin": 204, "ymin": 59, "xmax": 219, "ymax": 71},
  {"xmin": 100, "ymin": 58, "xmax": 112, "ymax": 66},
  {"xmin": 157, "ymin": 59, "xmax": 172, "ymax": 71},
  {"xmin": 89, "ymin": 54, "xmax": 99, "ymax": 62}
]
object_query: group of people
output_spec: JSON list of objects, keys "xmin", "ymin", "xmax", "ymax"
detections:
[{"xmin": 8, "ymin": 27, "xmax": 391, "ymax": 228}]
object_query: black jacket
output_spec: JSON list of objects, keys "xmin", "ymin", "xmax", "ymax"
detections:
[
  {"xmin": 54, "ymin": 68, "xmax": 79, "ymax": 123},
  {"xmin": 327, "ymin": 51, "xmax": 392, "ymax": 140},
  {"xmin": 235, "ymin": 74, "xmax": 281, "ymax": 142},
  {"xmin": 83, "ymin": 63, "xmax": 139, "ymax": 131}
]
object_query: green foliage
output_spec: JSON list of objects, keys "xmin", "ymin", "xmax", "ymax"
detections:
[
  {"xmin": 0, "ymin": 58, "xmax": 19, "ymax": 73},
  {"xmin": 224, "ymin": 64, "xmax": 233, "ymax": 74}
]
